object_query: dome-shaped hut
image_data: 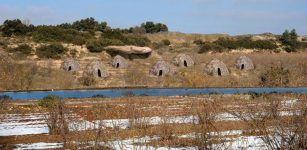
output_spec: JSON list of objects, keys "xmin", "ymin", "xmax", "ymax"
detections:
[
  {"xmin": 205, "ymin": 59, "xmax": 229, "ymax": 77},
  {"xmin": 60, "ymin": 58, "xmax": 80, "ymax": 72},
  {"xmin": 150, "ymin": 60, "xmax": 173, "ymax": 77},
  {"xmin": 83, "ymin": 60, "xmax": 108, "ymax": 78},
  {"xmin": 172, "ymin": 54, "xmax": 194, "ymax": 67},
  {"xmin": 112, "ymin": 55, "xmax": 128, "ymax": 68},
  {"xmin": 235, "ymin": 56, "xmax": 254, "ymax": 71}
]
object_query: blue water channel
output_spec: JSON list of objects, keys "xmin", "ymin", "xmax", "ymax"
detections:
[{"xmin": 0, "ymin": 87, "xmax": 306, "ymax": 100}]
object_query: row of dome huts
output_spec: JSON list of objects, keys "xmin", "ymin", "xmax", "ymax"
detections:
[{"xmin": 60, "ymin": 54, "xmax": 254, "ymax": 78}]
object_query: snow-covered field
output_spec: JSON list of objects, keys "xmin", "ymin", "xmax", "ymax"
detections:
[
  {"xmin": 14, "ymin": 142, "xmax": 63, "ymax": 150},
  {"xmin": 0, "ymin": 113, "xmax": 48, "ymax": 136}
]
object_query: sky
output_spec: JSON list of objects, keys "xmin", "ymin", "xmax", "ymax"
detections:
[{"xmin": 0, "ymin": 0, "xmax": 306, "ymax": 35}]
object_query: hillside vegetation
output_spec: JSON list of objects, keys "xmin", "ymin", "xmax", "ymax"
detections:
[{"xmin": 0, "ymin": 18, "xmax": 307, "ymax": 91}]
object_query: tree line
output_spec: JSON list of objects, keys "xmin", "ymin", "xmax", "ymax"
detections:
[{"xmin": 0, "ymin": 18, "xmax": 168, "ymax": 37}]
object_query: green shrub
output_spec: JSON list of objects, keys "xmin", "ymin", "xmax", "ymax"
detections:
[
  {"xmin": 193, "ymin": 40, "xmax": 205, "ymax": 45},
  {"xmin": 198, "ymin": 43, "xmax": 224, "ymax": 53},
  {"xmin": 140, "ymin": 21, "xmax": 168, "ymax": 33},
  {"xmin": 32, "ymin": 26, "xmax": 92, "ymax": 45},
  {"xmin": 9, "ymin": 44, "xmax": 33, "ymax": 55},
  {"xmin": 86, "ymin": 40, "xmax": 105, "ymax": 53},
  {"xmin": 38, "ymin": 95, "xmax": 60, "ymax": 109},
  {"xmin": 259, "ymin": 65, "xmax": 290, "ymax": 87},
  {"xmin": 79, "ymin": 76, "xmax": 96, "ymax": 86},
  {"xmin": 1, "ymin": 19, "xmax": 33, "ymax": 36},
  {"xmin": 161, "ymin": 39, "xmax": 171, "ymax": 46},
  {"xmin": 214, "ymin": 37, "xmax": 278, "ymax": 50},
  {"xmin": 36, "ymin": 44, "xmax": 68, "ymax": 59}
]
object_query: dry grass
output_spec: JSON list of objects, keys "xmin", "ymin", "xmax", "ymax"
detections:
[
  {"xmin": 1, "ymin": 93, "xmax": 306, "ymax": 149},
  {"xmin": 146, "ymin": 32, "xmax": 229, "ymax": 44}
]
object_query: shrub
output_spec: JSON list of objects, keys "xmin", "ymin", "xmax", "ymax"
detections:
[
  {"xmin": 259, "ymin": 64, "xmax": 290, "ymax": 87},
  {"xmin": 214, "ymin": 37, "xmax": 278, "ymax": 50},
  {"xmin": 79, "ymin": 76, "xmax": 96, "ymax": 86},
  {"xmin": 141, "ymin": 21, "xmax": 168, "ymax": 33},
  {"xmin": 9, "ymin": 44, "xmax": 33, "ymax": 55},
  {"xmin": 86, "ymin": 40, "xmax": 105, "ymax": 53},
  {"xmin": 36, "ymin": 44, "xmax": 68, "ymax": 59},
  {"xmin": 193, "ymin": 39, "xmax": 205, "ymax": 45},
  {"xmin": 1, "ymin": 19, "xmax": 32, "ymax": 36},
  {"xmin": 87, "ymin": 31, "xmax": 151, "ymax": 52},
  {"xmin": 198, "ymin": 43, "xmax": 224, "ymax": 53},
  {"xmin": 161, "ymin": 39, "xmax": 171, "ymax": 46},
  {"xmin": 38, "ymin": 95, "xmax": 60, "ymax": 109},
  {"xmin": 32, "ymin": 26, "xmax": 92, "ymax": 45}
]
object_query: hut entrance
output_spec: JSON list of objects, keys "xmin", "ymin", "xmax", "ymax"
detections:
[
  {"xmin": 241, "ymin": 64, "xmax": 245, "ymax": 70},
  {"xmin": 217, "ymin": 68, "xmax": 222, "ymax": 76},
  {"xmin": 116, "ymin": 63, "xmax": 119, "ymax": 68},
  {"xmin": 184, "ymin": 60, "xmax": 187, "ymax": 67},
  {"xmin": 68, "ymin": 66, "xmax": 72, "ymax": 71},
  {"xmin": 159, "ymin": 70, "xmax": 163, "ymax": 76},
  {"xmin": 98, "ymin": 69, "xmax": 102, "ymax": 77}
]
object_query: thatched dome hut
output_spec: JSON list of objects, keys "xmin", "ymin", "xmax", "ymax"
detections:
[
  {"xmin": 172, "ymin": 54, "xmax": 194, "ymax": 67},
  {"xmin": 205, "ymin": 59, "xmax": 229, "ymax": 77},
  {"xmin": 60, "ymin": 58, "xmax": 80, "ymax": 72},
  {"xmin": 112, "ymin": 55, "xmax": 128, "ymax": 68},
  {"xmin": 150, "ymin": 60, "xmax": 173, "ymax": 77},
  {"xmin": 83, "ymin": 60, "xmax": 108, "ymax": 78},
  {"xmin": 235, "ymin": 56, "xmax": 254, "ymax": 71}
]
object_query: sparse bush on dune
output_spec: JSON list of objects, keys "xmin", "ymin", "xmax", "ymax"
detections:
[
  {"xmin": 36, "ymin": 43, "xmax": 68, "ymax": 59},
  {"xmin": 86, "ymin": 40, "xmax": 107, "ymax": 53},
  {"xmin": 259, "ymin": 64, "xmax": 291, "ymax": 87},
  {"xmin": 214, "ymin": 37, "xmax": 278, "ymax": 50},
  {"xmin": 79, "ymin": 76, "xmax": 96, "ymax": 86},
  {"xmin": 161, "ymin": 39, "xmax": 171, "ymax": 46},
  {"xmin": 32, "ymin": 26, "xmax": 92, "ymax": 45},
  {"xmin": 198, "ymin": 42, "xmax": 224, "ymax": 53},
  {"xmin": 197, "ymin": 37, "xmax": 278, "ymax": 53},
  {"xmin": 9, "ymin": 44, "xmax": 33, "ymax": 55},
  {"xmin": 86, "ymin": 30, "xmax": 151, "ymax": 52},
  {"xmin": 1, "ymin": 19, "xmax": 33, "ymax": 36}
]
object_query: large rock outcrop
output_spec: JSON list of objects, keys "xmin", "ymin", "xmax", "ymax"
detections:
[{"xmin": 105, "ymin": 45, "xmax": 152, "ymax": 54}]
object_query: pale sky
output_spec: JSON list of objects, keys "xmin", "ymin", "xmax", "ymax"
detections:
[{"xmin": 0, "ymin": 0, "xmax": 306, "ymax": 35}]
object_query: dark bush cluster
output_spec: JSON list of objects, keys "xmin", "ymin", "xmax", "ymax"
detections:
[
  {"xmin": 214, "ymin": 37, "xmax": 278, "ymax": 50},
  {"xmin": 161, "ymin": 39, "xmax": 171, "ymax": 46},
  {"xmin": 0, "ymin": 19, "xmax": 34, "ymax": 36},
  {"xmin": 9, "ymin": 44, "xmax": 33, "ymax": 55},
  {"xmin": 86, "ymin": 30, "xmax": 151, "ymax": 52},
  {"xmin": 36, "ymin": 43, "xmax": 68, "ymax": 59},
  {"xmin": 259, "ymin": 64, "xmax": 290, "ymax": 87},
  {"xmin": 140, "ymin": 21, "xmax": 168, "ymax": 33},
  {"xmin": 198, "ymin": 43, "xmax": 224, "ymax": 53},
  {"xmin": 58, "ymin": 17, "xmax": 108, "ymax": 33},
  {"xmin": 198, "ymin": 37, "xmax": 278, "ymax": 53},
  {"xmin": 32, "ymin": 26, "xmax": 92, "ymax": 45},
  {"xmin": 280, "ymin": 29, "xmax": 299, "ymax": 52}
]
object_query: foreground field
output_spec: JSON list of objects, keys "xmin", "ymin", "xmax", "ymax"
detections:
[{"xmin": 0, "ymin": 93, "xmax": 306, "ymax": 149}]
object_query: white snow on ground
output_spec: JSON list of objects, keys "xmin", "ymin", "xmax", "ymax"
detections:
[
  {"xmin": 0, "ymin": 113, "xmax": 48, "ymax": 136},
  {"xmin": 14, "ymin": 142, "xmax": 63, "ymax": 150},
  {"xmin": 281, "ymin": 99, "xmax": 298, "ymax": 107},
  {"xmin": 104, "ymin": 136, "xmax": 197, "ymax": 150},
  {"xmin": 1, "ymin": 111, "xmax": 300, "ymax": 136},
  {"xmin": 219, "ymin": 135, "xmax": 268, "ymax": 150}
]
